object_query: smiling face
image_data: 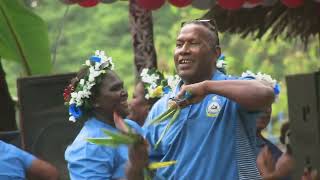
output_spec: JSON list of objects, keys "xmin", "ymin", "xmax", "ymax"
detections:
[
  {"xmin": 128, "ymin": 82, "xmax": 150, "ymax": 126},
  {"xmin": 92, "ymin": 70, "xmax": 129, "ymax": 119},
  {"xmin": 174, "ymin": 24, "xmax": 220, "ymax": 84}
]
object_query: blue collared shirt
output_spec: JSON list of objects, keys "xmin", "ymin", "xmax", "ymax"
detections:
[
  {"xmin": 0, "ymin": 140, "xmax": 36, "ymax": 180},
  {"xmin": 143, "ymin": 70, "xmax": 261, "ymax": 180},
  {"xmin": 65, "ymin": 117, "xmax": 142, "ymax": 180}
]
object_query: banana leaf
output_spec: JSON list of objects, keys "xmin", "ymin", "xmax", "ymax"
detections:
[
  {"xmin": 87, "ymin": 130, "xmax": 139, "ymax": 147},
  {"xmin": 87, "ymin": 137, "xmax": 131, "ymax": 147},
  {"xmin": 88, "ymin": 128, "xmax": 177, "ymax": 179},
  {"xmin": 0, "ymin": 0, "xmax": 51, "ymax": 75},
  {"xmin": 148, "ymin": 161, "xmax": 177, "ymax": 170},
  {"xmin": 154, "ymin": 108, "xmax": 181, "ymax": 149},
  {"xmin": 101, "ymin": 128, "xmax": 137, "ymax": 144}
]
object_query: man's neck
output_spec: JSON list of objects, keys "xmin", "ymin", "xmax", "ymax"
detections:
[{"xmin": 183, "ymin": 70, "xmax": 216, "ymax": 85}]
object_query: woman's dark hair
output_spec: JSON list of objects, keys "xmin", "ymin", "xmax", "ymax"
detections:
[
  {"xmin": 280, "ymin": 121, "xmax": 292, "ymax": 154},
  {"xmin": 146, "ymin": 95, "xmax": 159, "ymax": 109},
  {"xmin": 280, "ymin": 122, "xmax": 290, "ymax": 145},
  {"xmin": 69, "ymin": 67, "xmax": 107, "ymax": 119}
]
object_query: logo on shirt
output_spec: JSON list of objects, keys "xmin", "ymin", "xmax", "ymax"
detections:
[{"xmin": 206, "ymin": 96, "xmax": 221, "ymax": 117}]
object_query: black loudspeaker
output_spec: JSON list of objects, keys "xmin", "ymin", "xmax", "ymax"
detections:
[
  {"xmin": 0, "ymin": 130, "xmax": 21, "ymax": 147},
  {"xmin": 17, "ymin": 73, "xmax": 82, "ymax": 180},
  {"xmin": 286, "ymin": 71, "xmax": 320, "ymax": 179}
]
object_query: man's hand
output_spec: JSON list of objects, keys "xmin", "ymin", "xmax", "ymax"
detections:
[{"xmin": 176, "ymin": 81, "xmax": 208, "ymax": 107}]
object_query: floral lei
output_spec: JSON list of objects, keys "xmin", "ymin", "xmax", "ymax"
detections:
[
  {"xmin": 140, "ymin": 68, "xmax": 180, "ymax": 100},
  {"xmin": 241, "ymin": 70, "xmax": 281, "ymax": 98},
  {"xmin": 63, "ymin": 50, "xmax": 114, "ymax": 122},
  {"xmin": 216, "ymin": 54, "xmax": 227, "ymax": 73}
]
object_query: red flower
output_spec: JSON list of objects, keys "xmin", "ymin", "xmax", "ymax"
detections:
[{"xmin": 63, "ymin": 84, "xmax": 75, "ymax": 102}]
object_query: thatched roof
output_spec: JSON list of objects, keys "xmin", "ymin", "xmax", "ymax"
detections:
[{"xmin": 203, "ymin": 1, "xmax": 320, "ymax": 43}]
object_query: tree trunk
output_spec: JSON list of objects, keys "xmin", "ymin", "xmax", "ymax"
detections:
[
  {"xmin": 129, "ymin": 0, "xmax": 157, "ymax": 76},
  {"xmin": 0, "ymin": 59, "xmax": 17, "ymax": 131}
]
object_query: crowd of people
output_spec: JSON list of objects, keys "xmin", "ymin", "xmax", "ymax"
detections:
[{"xmin": 1, "ymin": 19, "xmax": 318, "ymax": 180}]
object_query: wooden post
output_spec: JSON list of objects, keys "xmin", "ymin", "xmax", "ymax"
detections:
[{"xmin": 129, "ymin": 0, "xmax": 157, "ymax": 77}]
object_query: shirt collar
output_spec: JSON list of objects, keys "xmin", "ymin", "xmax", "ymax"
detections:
[
  {"xmin": 86, "ymin": 117, "xmax": 116, "ymax": 130},
  {"xmin": 256, "ymin": 135, "xmax": 266, "ymax": 147},
  {"xmin": 174, "ymin": 70, "xmax": 226, "ymax": 94}
]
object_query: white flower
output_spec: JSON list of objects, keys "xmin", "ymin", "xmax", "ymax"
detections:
[
  {"xmin": 150, "ymin": 83, "xmax": 157, "ymax": 89},
  {"xmin": 69, "ymin": 98, "xmax": 75, "ymax": 105},
  {"xmin": 110, "ymin": 61, "xmax": 114, "ymax": 70},
  {"xmin": 216, "ymin": 60, "xmax": 226, "ymax": 69},
  {"xmin": 94, "ymin": 62, "xmax": 101, "ymax": 70},
  {"xmin": 69, "ymin": 116, "xmax": 76, "ymax": 122},
  {"xmin": 167, "ymin": 75, "xmax": 181, "ymax": 90},
  {"xmin": 241, "ymin": 70, "xmax": 255, "ymax": 78},
  {"xmin": 95, "ymin": 50, "xmax": 104, "ymax": 57},
  {"xmin": 85, "ymin": 60, "xmax": 91, "ymax": 66},
  {"xmin": 141, "ymin": 68, "xmax": 148, "ymax": 77},
  {"xmin": 67, "ymin": 50, "xmax": 115, "ymax": 121},
  {"xmin": 79, "ymin": 79, "xmax": 85, "ymax": 86},
  {"xmin": 141, "ymin": 76, "xmax": 153, "ymax": 84},
  {"xmin": 241, "ymin": 70, "xmax": 277, "ymax": 88},
  {"xmin": 88, "ymin": 75, "xmax": 95, "ymax": 82},
  {"xmin": 76, "ymin": 99, "xmax": 83, "ymax": 106},
  {"xmin": 71, "ymin": 92, "xmax": 78, "ymax": 98}
]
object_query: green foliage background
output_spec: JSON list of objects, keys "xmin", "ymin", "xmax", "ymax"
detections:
[{"xmin": 3, "ymin": 1, "xmax": 320, "ymax": 138}]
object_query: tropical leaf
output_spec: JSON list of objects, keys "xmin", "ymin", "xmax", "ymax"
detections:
[
  {"xmin": 148, "ymin": 161, "xmax": 177, "ymax": 170},
  {"xmin": 148, "ymin": 106, "xmax": 176, "ymax": 125},
  {"xmin": 101, "ymin": 128, "xmax": 137, "ymax": 144},
  {"xmin": 87, "ymin": 128, "xmax": 140, "ymax": 147},
  {"xmin": 0, "ymin": 0, "xmax": 51, "ymax": 75},
  {"xmin": 87, "ymin": 138, "xmax": 126, "ymax": 147},
  {"xmin": 154, "ymin": 108, "xmax": 181, "ymax": 149},
  {"xmin": 143, "ymin": 168, "xmax": 152, "ymax": 180}
]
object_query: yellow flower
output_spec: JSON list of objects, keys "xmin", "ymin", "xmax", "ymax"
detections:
[{"xmin": 149, "ymin": 86, "xmax": 163, "ymax": 98}]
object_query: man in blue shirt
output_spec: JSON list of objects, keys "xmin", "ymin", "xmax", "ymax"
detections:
[
  {"xmin": 0, "ymin": 140, "xmax": 59, "ymax": 180},
  {"xmin": 127, "ymin": 19, "xmax": 274, "ymax": 180}
]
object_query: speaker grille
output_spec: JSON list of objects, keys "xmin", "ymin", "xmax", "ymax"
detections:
[
  {"xmin": 17, "ymin": 73, "xmax": 82, "ymax": 180},
  {"xmin": 286, "ymin": 71, "xmax": 320, "ymax": 178}
]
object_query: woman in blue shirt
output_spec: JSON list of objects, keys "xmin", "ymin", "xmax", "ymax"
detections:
[
  {"xmin": 64, "ymin": 50, "xmax": 142, "ymax": 180},
  {"xmin": 0, "ymin": 140, "xmax": 58, "ymax": 180}
]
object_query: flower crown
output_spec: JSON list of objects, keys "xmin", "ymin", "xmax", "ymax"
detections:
[
  {"xmin": 216, "ymin": 54, "xmax": 227, "ymax": 73},
  {"xmin": 140, "ymin": 68, "xmax": 180, "ymax": 100},
  {"xmin": 63, "ymin": 50, "xmax": 114, "ymax": 122},
  {"xmin": 241, "ymin": 70, "xmax": 280, "ymax": 98}
]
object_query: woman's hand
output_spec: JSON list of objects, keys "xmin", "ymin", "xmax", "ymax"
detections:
[
  {"xmin": 257, "ymin": 146, "xmax": 275, "ymax": 177},
  {"xmin": 274, "ymin": 152, "xmax": 294, "ymax": 178},
  {"xmin": 126, "ymin": 138, "xmax": 149, "ymax": 180}
]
